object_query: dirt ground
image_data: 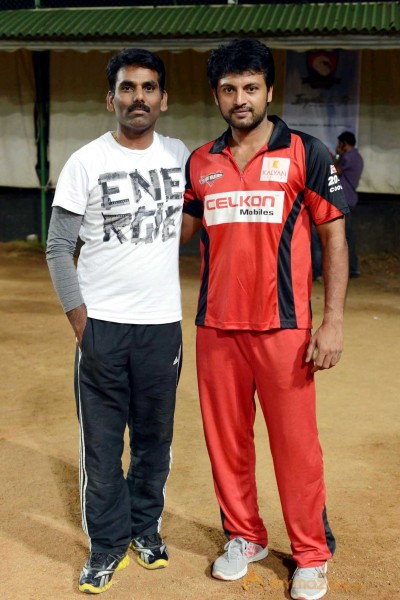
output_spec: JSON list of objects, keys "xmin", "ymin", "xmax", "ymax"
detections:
[{"xmin": 1, "ymin": 243, "xmax": 399, "ymax": 600}]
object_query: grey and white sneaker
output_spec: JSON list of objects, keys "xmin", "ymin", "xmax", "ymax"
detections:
[
  {"xmin": 290, "ymin": 563, "xmax": 328, "ymax": 600},
  {"xmin": 212, "ymin": 537, "xmax": 268, "ymax": 581}
]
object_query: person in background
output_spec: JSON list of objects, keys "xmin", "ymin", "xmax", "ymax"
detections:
[
  {"xmin": 46, "ymin": 48, "xmax": 189, "ymax": 594},
  {"xmin": 335, "ymin": 131, "xmax": 364, "ymax": 278},
  {"xmin": 181, "ymin": 38, "xmax": 349, "ymax": 600}
]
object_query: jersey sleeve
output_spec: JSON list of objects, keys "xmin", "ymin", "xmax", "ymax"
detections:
[
  {"xmin": 303, "ymin": 136, "xmax": 349, "ymax": 225},
  {"xmin": 183, "ymin": 152, "xmax": 204, "ymax": 219},
  {"xmin": 52, "ymin": 153, "xmax": 89, "ymax": 216}
]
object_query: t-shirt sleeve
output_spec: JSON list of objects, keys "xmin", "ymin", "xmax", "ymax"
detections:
[
  {"xmin": 181, "ymin": 143, "xmax": 190, "ymax": 169},
  {"xmin": 46, "ymin": 206, "xmax": 85, "ymax": 313},
  {"xmin": 183, "ymin": 152, "xmax": 204, "ymax": 219},
  {"xmin": 303, "ymin": 137, "xmax": 350, "ymax": 225},
  {"xmin": 52, "ymin": 153, "xmax": 89, "ymax": 216}
]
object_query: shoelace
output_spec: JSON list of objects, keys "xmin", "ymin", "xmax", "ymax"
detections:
[
  {"xmin": 134, "ymin": 533, "xmax": 162, "ymax": 549},
  {"xmin": 89, "ymin": 552, "xmax": 122, "ymax": 567},
  {"xmin": 89, "ymin": 553, "xmax": 110, "ymax": 567},
  {"xmin": 294, "ymin": 565, "xmax": 326, "ymax": 580},
  {"xmin": 145, "ymin": 533, "xmax": 161, "ymax": 546},
  {"xmin": 224, "ymin": 537, "xmax": 249, "ymax": 560}
]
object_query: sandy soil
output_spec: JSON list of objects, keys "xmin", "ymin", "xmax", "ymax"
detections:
[{"xmin": 1, "ymin": 243, "xmax": 399, "ymax": 600}]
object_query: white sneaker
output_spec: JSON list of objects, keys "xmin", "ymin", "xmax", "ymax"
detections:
[
  {"xmin": 212, "ymin": 537, "xmax": 268, "ymax": 581},
  {"xmin": 290, "ymin": 563, "xmax": 328, "ymax": 599}
]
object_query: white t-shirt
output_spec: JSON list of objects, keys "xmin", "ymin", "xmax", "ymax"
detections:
[{"xmin": 53, "ymin": 132, "xmax": 189, "ymax": 324}]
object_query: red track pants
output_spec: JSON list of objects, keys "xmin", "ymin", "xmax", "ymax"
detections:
[{"xmin": 196, "ymin": 326, "xmax": 335, "ymax": 567}]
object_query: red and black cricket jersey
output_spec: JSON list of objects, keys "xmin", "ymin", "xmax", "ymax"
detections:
[{"xmin": 183, "ymin": 115, "xmax": 349, "ymax": 331}]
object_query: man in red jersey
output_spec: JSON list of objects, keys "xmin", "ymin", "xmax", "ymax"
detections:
[{"xmin": 181, "ymin": 39, "xmax": 349, "ymax": 600}]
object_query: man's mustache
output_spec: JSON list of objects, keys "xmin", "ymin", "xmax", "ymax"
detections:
[
  {"xmin": 231, "ymin": 106, "xmax": 253, "ymax": 115},
  {"xmin": 128, "ymin": 102, "xmax": 150, "ymax": 113}
]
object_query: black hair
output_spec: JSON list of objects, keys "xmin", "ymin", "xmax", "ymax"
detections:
[
  {"xmin": 338, "ymin": 131, "xmax": 356, "ymax": 147},
  {"xmin": 106, "ymin": 48, "xmax": 166, "ymax": 94},
  {"xmin": 207, "ymin": 38, "xmax": 275, "ymax": 91}
]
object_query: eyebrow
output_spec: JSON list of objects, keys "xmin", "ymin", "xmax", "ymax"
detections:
[
  {"xmin": 219, "ymin": 81, "xmax": 260, "ymax": 88},
  {"xmin": 118, "ymin": 79, "xmax": 158, "ymax": 87}
]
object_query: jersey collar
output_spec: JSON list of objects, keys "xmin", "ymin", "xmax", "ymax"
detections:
[{"xmin": 209, "ymin": 115, "xmax": 291, "ymax": 154}]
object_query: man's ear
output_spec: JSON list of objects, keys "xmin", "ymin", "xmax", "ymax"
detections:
[
  {"xmin": 106, "ymin": 91, "xmax": 115, "ymax": 113},
  {"xmin": 161, "ymin": 90, "xmax": 168, "ymax": 113},
  {"xmin": 267, "ymin": 85, "xmax": 274, "ymax": 103},
  {"xmin": 212, "ymin": 89, "xmax": 219, "ymax": 107}
]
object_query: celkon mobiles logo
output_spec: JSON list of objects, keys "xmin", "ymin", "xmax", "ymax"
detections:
[
  {"xmin": 204, "ymin": 190, "xmax": 284, "ymax": 225},
  {"xmin": 260, "ymin": 157, "xmax": 290, "ymax": 182}
]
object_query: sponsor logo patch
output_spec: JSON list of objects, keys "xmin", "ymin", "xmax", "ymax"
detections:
[
  {"xmin": 204, "ymin": 190, "xmax": 284, "ymax": 226},
  {"xmin": 260, "ymin": 157, "xmax": 290, "ymax": 182},
  {"xmin": 330, "ymin": 165, "xmax": 337, "ymax": 174},
  {"xmin": 199, "ymin": 171, "xmax": 224, "ymax": 187},
  {"xmin": 327, "ymin": 173, "xmax": 343, "ymax": 193}
]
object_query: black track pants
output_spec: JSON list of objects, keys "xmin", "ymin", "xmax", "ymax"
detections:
[{"xmin": 74, "ymin": 318, "xmax": 182, "ymax": 553}]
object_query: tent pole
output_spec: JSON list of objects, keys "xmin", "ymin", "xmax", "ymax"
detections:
[
  {"xmin": 36, "ymin": 0, "xmax": 46, "ymax": 247},
  {"xmin": 33, "ymin": 50, "xmax": 50, "ymax": 248},
  {"xmin": 39, "ymin": 104, "xmax": 47, "ymax": 248},
  {"xmin": 36, "ymin": 54, "xmax": 47, "ymax": 247}
]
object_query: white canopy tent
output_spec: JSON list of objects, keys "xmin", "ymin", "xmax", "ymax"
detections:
[{"xmin": 1, "ymin": 45, "xmax": 399, "ymax": 194}]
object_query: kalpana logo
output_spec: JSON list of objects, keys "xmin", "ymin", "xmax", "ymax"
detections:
[{"xmin": 260, "ymin": 157, "xmax": 290, "ymax": 182}]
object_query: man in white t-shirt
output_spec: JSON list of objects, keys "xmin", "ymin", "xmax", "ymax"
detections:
[{"xmin": 46, "ymin": 48, "xmax": 189, "ymax": 595}]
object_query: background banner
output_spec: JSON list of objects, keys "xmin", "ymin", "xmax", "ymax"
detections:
[
  {"xmin": 283, "ymin": 50, "xmax": 361, "ymax": 155},
  {"xmin": 0, "ymin": 48, "xmax": 398, "ymax": 194}
]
